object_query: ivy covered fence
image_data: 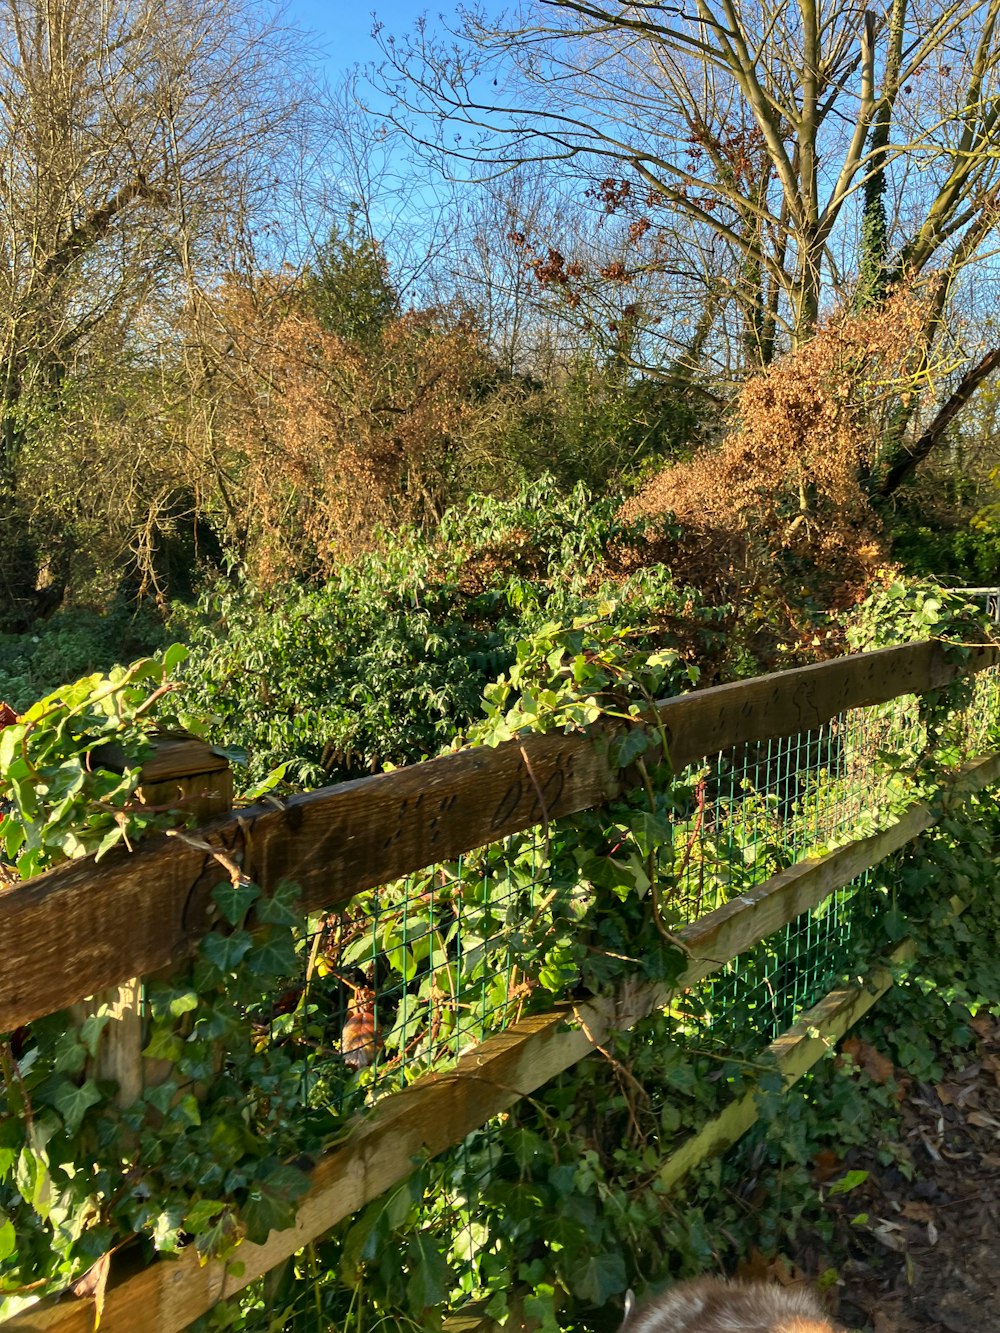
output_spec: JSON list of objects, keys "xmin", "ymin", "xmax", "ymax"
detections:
[{"xmin": 1, "ymin": 584, "xmax": 1000, "ymax": 1330}]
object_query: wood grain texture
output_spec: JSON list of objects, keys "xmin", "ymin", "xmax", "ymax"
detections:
[
  {"xmin": 657, "ymin": 940, "xmax": 916, "ymax": 1193},
  {"xmin": 5, "ymin": 750, "xmax": 989, "ymax": 1333},
  {"xmin": 1, "ymin": 643, "xmax": 996, "ymax": 1036},
  {"xmin": 654, "ymin": 639, "xmax": 998, "ymax": 769},
  {"xmin": 0, "ymin": 726, "xmax": 619, "ymax": 1031},
  {"xmin": 68, "ymin": 743, "xmax": 234, "ymax": 1108}
]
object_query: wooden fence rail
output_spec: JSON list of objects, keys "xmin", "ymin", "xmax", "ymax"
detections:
[
  {"xmin": 2, "ymin": 638, "xmax": 999, "ymax": 1332},
  {"xmin": 2, "ymin": 638, "xmax": 995, "ymax": 1034}
]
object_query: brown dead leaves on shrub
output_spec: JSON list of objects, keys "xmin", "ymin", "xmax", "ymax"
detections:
[
  {"xmin": 624, "ymin": 290, "xmax": 944, "ymax": 608},
  {"xmin": 193, "ymin": 274, "xmax": 497, "ymax": 583}
]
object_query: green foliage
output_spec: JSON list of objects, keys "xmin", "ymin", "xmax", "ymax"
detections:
[
  {"xmin": 303, "ymin": 210, "xmax": 399, "ymax": 345},
  {"xmin": 888, "ymin": 512, "xmax": 1000, "ymax": 585},
  {"xmin": 172, "ymin": 482, "xmax": 720, "ymax": 789},
  {"xmin": 0, "ymin": 880, "xmax": 320, "ymax": 1313},
  {"xmin": 0, "ymin": 648, "xmax": 190, "ymax": 877},
  {"xmin": 472, "ymin": 359, "xmax": 701, "ymax": 500},
  {"xmin": 4, "ymin": 550, "xmax": 1000, "ymax": 1329},
  {"xmin": 843, "ymin": 575, "xmax": 988, "ymax": 650},
  {"xmin": 0, "ymin": 602, "xmax": 168, "ymax": 714}
]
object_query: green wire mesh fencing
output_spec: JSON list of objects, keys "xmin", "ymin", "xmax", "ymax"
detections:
[{"xmin": 261, "ymin": 665, "xmax": 1000, "ymax": 1135}]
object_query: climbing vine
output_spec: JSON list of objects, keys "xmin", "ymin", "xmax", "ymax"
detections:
[{"xmin": 1, "ymin": 578, "xmax": 998, "ymax": 1328}]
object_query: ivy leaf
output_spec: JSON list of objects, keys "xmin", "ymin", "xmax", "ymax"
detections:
[
  {"xmin": 152, "ymin": 1204, "xmax": 185, "ymax": 1253},
  {"xmin": 255, "ymin": 882, "xmax": 301, "ymax": 927},
  {"xmin": 93, "ymin": 827, "xmax": 125, "ymax": 861},
  {"xmin": 193, "ymin": 1205, "xmax": 241, "ymax": 1259},
  {"xmin": 184, "ymin": 1198, "xmax": 228, "ymax": 1233},
  {"xmin": 167, "ymin": 1095, "xmax": 202, "ymax": 1130},
  {"xmin": 565, "ymin": 1248, "xmax": 627, "ymax": 1303},
  {"xmin": 632, "ymin": 810, "xmax": 673, "ymax": 857},
  {"xmin": 0, "ymin": 1215, "xmax": 14, "ymax": 1262},
  {"xmin": 50, "ymin": 1078, "xmax": 101, "ymax": 1136},
  {"xmin": 245, "ymin": 927, "xmax": 298, "ymax": 979},
  {"xmin": 612, "ymin": 726, "xmax": 651, "ymax": 769},
  {"xmin": 241, "ymin": 1164, "xmax": 310, "ymax": 1244},
  {"xmin": 211, "ymin": 881, "xmax": 260, "ymax": 927},
  {"xmin": 142, "ymin": 1027, "xmax": 185, "ymax": 1063},
  {"xmin": 167, "ymin": 989, "xmax": 199, "ymax": 1019},
  {"xmin": 406, "ymin": 1233, "xmax": 455, "ymax": 1310},
  {"xmin": 52, "ymin": 1031, "xmax": 88, "ymax": 1075},
  {"xmin": 78, "ymin": 1013, "xmax": 110, "ymax": 1059},
  {"xmin": 200, "ymin": 930, "xmax": 253, "ymax": 972}
]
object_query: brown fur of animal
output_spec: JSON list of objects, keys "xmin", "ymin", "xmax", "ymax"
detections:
[{"xmin": 619, "ymin": 1278, "xmax": 846, "ymax": 1333}]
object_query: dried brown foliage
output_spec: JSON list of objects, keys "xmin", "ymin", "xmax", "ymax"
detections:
[
  {"xmin": 196, "ymin": 276, "xmax": 496, "ymax": 582},
  {"xmin": 624, "ymin": 289, "xmax": 939, "ymax": 605}
]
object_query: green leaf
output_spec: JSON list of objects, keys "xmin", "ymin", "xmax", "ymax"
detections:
[
  {"xmin": 241, "ymin": 764, "xmax": 287, "ymax": 800},
  {"xmin": 828, "ymin": 1169, "xmax": 869, "ymax": 1196},
  {"xmin": 52, "ymin": 1031, "xmax": 88, "ymax": 1075},
  {"xmin": 612, "ymin": 726, "xmax": 651, "ymax": 769},
  {"xmin": 193, "ymin": 1208, "xmax": 240, "ymax": 1259},
  {"xmin": 245, "ymin": 928, "xmax": 298, "ymax": 979},
  {"xmin": 142, "ymin": 1027, "xmax": 186, "ymax": 1063},
  {"xmin": 152, "ymin": 1205, "xmax": 185, "ymax": 1253},
  {"xmin": 406, "ymin": 1233, "xmax": 454, "ymax": 1310},
  {"xmin": 162, "ymin": 643, "xmax": 189, "ymax": 674},
  {"xmin": 50, "ymin": 1078, "xmax": 101, "ymax": 1136},
  {"xmin": 184, "ymin": 1199, "xmax": 228, "ymax": 1233},
  {"xmin": 200, "ymin": 930, "xmax": 253, "ymax": 972},
  {"xmin": 565, "ymin": 1249, "xmax": 627, "ymax": 1303},
  {"xmin": 255, "ymin": 883, "xmax": 301, "ymax": 927},
  {"xmin": 241, "ymin": 1164, "xmax": 310, "ymax": 1245},
  {"xmin": 168, "ymin": 1095, "xmax": 202, "ymax": 1130},
  {"xmin": 211, "ymin": 881, "xmax": 260, "ymax": 927},
  {"xmin": 0, "ymin": 1216, "xmax": 14, "ymax": 1263},
  {"xmin": 93, "ymin": 827, "xmax": 125, "ymax": 860}
]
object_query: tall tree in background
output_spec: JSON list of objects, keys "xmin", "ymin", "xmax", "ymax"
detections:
[
  {"xmin": 0, "ymin": 0, "xmax": 304, "ymax": 625},
  {"xmin": 304, "ymin": 211, "xmax": 399, "ymax": 344},
  {"xmin": 382, "ymin": 0, "xmax": 1000, "ymax": 489},
  {"xmin": 385, "ymin": 0, "xmax": 1000, "ymax": 344}
]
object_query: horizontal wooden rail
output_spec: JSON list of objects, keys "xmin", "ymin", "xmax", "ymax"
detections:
[
  {"xmin": 1, "ymin": 639, "xmax": 995, "ymax": 1033},
  {"xmin": 444, "ymin": 936, "xmax": 920, "ymax": 1333},
  {"xmin": 9, "ymin": 745, "xmax": 1000, "ymax": 1333}
]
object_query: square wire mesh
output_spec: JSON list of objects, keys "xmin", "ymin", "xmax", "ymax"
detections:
[
  {"xmin": 261, "ymin": 670, "xmax": 1000, "ymax": 1125},
  {"xmin": 286, "ymin": 664, "xmax": 1000, "ymax": 1310}
]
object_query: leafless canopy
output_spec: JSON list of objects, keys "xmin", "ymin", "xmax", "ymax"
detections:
[{"xmin": 381, "ymin": 0, "xmax": 1000, "ymax": 359}]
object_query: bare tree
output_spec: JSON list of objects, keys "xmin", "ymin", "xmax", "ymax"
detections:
[
  {"xmin": 379, "ymin": 0, "xmax": 1000, "ymax": 486},
  {"xmin": 0, "ymin": 0, "xmax": 307, "ymax": 623},
  {"xmin": 379, "ymin": 0, "xmax": 1000, "ymax": 336}
]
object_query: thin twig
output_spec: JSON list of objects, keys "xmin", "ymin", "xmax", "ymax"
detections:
[
  {"xmin": 572, "ymin": 1008, "xmax": 647, "ymax": 1140},
  {"xmin": 519, "ymin": 744, "xmax": 551, "ymax": 858},
  {"xmin": 164, "ymin": 828, "xmax": 245, "ymax": 886}
]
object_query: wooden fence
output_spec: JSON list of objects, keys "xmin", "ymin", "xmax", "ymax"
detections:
[{"xmin": 2, "ymin": 638, "xmax": 999, "ymax": 1332}]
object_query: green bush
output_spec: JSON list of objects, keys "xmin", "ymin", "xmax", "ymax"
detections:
[
  {"xmin": 172, "ymin": 482, "xmax": 723, "ymax": 789},
  {"xmin": 0, "ymin": 602, "xmax": 167, "ymax": 712}
]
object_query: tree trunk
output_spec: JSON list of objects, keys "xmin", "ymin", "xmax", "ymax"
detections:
[{"xmin": 876, "ymin": 346, "xmax": 1000, "ymax": 499}]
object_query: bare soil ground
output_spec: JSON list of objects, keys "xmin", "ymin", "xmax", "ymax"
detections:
[{"xmin": 790, "ymin": 1012, "xmax": 1000, "ymax": 1333}]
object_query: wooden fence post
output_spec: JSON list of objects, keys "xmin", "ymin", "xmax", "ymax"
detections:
[{"xmin": 70, "ymin": 736, "xmax": 233, "ymax": 1106}]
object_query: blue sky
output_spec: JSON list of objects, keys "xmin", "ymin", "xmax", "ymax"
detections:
[{"xmin": 285, "ymin": 0, "xmax": 437, "ymax": 80}]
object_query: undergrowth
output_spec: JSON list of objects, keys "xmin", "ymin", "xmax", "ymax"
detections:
[{"xmin": 0, "ymin": 578, "xmax": 997, "ymax": 1330}]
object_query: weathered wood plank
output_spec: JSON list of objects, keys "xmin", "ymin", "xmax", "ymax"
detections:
[
  {"xmin": 654, "ymin": 639, "xmax": 998, "ymax": 768},
  {"xmin": 9, "ymin": 735, "xmax": 996, "ymax": 1333},
  {"xmin": 657, "ymin": 941, "xmax": 915, "ymax": 1193},
  {"xmin": 445, "ymin": 936, "xmax": 923, "ymax": 1333},
  {"xmin": 70, "ymin": 741, "xmax": 234, "ymax": 1107},
  {"xmin": 0, "ymin": 726, "xmax": 618, "ymax": 1031},
  {"xmin": 0, "ymin": 642, "xmax": 995, "ymax": 1034}
]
